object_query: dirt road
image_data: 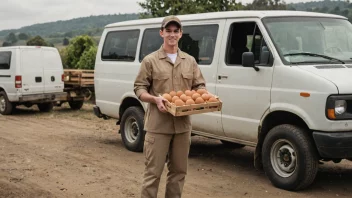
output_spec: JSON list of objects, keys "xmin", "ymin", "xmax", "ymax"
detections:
[{"xmin": 0, "ymin": 104, "xmax": 352, "ymax": 198}]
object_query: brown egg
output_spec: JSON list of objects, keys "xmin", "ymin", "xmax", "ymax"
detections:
[
  {"xmin": 180, "ymin": 94, "xmax": 188, "ymax": 102},
  {"xmin": 162, "ymin": 93, "xmax": 172, "ymax": 102},
  {"xmin": 185, "ymin": 90, "xmax": 193, "ymax": 96},
  {"xmin": 192, "ymin": 93, "xmax": 201, "ymax": 100},
  {"xmin": 186, "ymin": 96, "xmax": 192, "ymax": 100},
  {"xmin": 195, "ymin": 97, "xmax": 205, "ymax": 104},
  {"xmin": 186, "ymin": 99, "xmax": 195, "ymax": 105},
  {"xmin": 176, "ymin": 91, "xmax": 184, "ymax": 97},
  {"xmin": 172, "ymin": 96, "xmax": 179, "ymax": 103},
  {"xmin": 197, "ymin": 89, "xmax": 207, "ymax": 95},
  {"xmin": 169, "ymin": 91, "xmax": 177, "ymax": 97},
  {"xmin": 191, "ymin": 90, "xmax": 196, "ymax": 95},
  {"xmin": 201, "ymin": 93, "xmax": 210, "ymax": 101},
  {"xmin": 208, "ymin": 97, "xmax": 218, "ymax": 103},
  {"xmin": 175, "ymin": 99, "xmax": 185, "ymax": 106}
]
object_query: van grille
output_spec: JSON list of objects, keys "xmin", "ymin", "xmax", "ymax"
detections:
[{"xmin": 314, "ymin": 65, "xmax": 345, "ymax": 69}]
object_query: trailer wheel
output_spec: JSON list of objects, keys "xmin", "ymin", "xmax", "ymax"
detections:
[
  {"xmin": 0, "ymin": 91, "xmax": 13, "ymax": 115},
  {"xmin": 69, "ymin": 101, "xmax": 84, "ymax": 110},
  {"xmin": 37, "ymin": 102, "xmax": 54, "ymax": 112}
]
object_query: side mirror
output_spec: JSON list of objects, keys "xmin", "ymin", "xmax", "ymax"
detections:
[{"xmin": 242, "ymin": 52, "xmax": 259, "ymax": 71}]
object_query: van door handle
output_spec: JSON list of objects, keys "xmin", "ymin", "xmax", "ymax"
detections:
[
  {"xmin": 35, "ymin": 77, "xmax": 42, "ymax": 83},
  {"xmin": 218, "ymin": 75, "xmax": 228, "ymax": 80}
]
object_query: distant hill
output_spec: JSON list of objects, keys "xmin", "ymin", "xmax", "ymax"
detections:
[{"xmin": 0, "ymin": 13, "xmax": 139, "ymax": 38}]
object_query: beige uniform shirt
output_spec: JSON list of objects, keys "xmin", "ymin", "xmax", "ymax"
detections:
[{"xmin": 134, "ymin": 46, "xmax": 206, "ymax": 134}]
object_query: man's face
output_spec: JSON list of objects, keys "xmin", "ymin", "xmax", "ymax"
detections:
[{"xmin": 160, "ymin": 24, "xmax": 182, "ymax": 47}]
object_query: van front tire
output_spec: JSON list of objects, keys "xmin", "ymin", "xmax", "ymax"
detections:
[
  {"xmin": 120, "ymin": 106, "xmax": 145, "ymax": 152},
  {"xmin": 0, "ymin": 91, "xmax": 13, "ymax": 115},
  {"xmin": 262, "ymin": 124, "xmax": 318, "ymax": 191},
  {"xmin": 37, "ymin": 102, "xmax": 54, "ymax": 112},
  {"xmin": 69, "ymin": 101, "xmax": 84, "ymax": 110}
]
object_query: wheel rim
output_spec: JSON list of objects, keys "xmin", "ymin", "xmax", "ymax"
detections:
[
  {"xmin": 0, "ymin": 95, "xmax": 6, "ymax": 112},
  {"xmin": 270, "ymin": 139, "xmax": 297, "ymax": 178},
  {"xmin": 124, "ymin": 116, "xmax": 139, "ymax": 143}
]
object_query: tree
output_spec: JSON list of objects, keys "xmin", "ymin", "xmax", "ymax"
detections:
[
  {"xmin": 63, "ymin": 38, "xmax": 69, "ymax": 46},
  {"xmin": 65, "ymin": 35, "xmax": 97, "ymax": 69},
  {"xmin": 2, "ymin": 42, "xmax": 11, "ymax": 47},
  {"xmin": 26, "ymin": 36, "xmax": 49, "ymax": 46},
  {"xmin": 138, "ymin": 0, "xmax": 242, "ymax": 18},
  {"xmin": 5, "ymin": 32, "xmax": 18, "ymax": 44},
  {"xmin": 245, "ymin": 0, "xmax": 286, "ymax": 10},
  {"xmin": 18, "ymin": 33, "xmax": 29, "ymax": 40}
]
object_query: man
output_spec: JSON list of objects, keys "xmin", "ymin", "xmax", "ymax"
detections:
[{"xmin": 134, "ymin": 15, "xmax": 206, "ymax": 198}]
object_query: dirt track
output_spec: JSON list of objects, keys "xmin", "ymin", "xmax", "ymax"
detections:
[{"xmin": 0, "ymin": 103, "xmax": 352, "ymax": 198}]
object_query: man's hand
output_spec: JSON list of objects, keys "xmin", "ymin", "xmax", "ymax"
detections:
[{"xmin": 154, "ymin": 96, "xmax": 168, "ymax": 113}]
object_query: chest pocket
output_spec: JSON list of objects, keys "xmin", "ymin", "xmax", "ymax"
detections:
[
  {"xmin": 180, "ymin": 72, "xmax": 193, "ymax": 89},
  {"xmin": 152, "ymin": 74, "xmax": 170, "ymax": 94}
]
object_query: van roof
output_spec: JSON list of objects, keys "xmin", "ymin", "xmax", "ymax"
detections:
[
  {"xmin": 106, "ymin": 10, "xmax": 346, "ymax": 28},
  {"xmin": 0, "ymin": 46, "xmax": 55, "ymax": 50}
]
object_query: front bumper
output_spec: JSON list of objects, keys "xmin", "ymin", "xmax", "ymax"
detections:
[
  {"xmin": 313, "ymin": 131, "xmax": 352, "ymax": 158},
  {"xmin": 19, "ymin": 92, "xmax": 68, "ymax": 102}
]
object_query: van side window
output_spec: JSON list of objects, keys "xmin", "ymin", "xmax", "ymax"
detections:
[
  {"xmin": 0, "ymin": 51, "xmax": 11, "ymax": 70},
  {"xmin": 226, "ymin": 22, "xmax": 272, "ymax": 66},
  {"xmin": 139, "ymin": 24, "xmax": 219, "ymax": 65},
  {"xmin": 101, "ymin": 30, "xmax": 140, "ymax": 61}
]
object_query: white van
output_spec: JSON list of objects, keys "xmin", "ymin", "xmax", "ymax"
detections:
[
  {"xmin": 93, "ymin": 11, "xmax": 352, "ymax": 190},
  {"xmin": 0, "ymin": 46, "xmax": 66, "ymax": 115}
]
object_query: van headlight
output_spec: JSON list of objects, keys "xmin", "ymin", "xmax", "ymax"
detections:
[
  {"xmin": 326, "ymin": 95, "xmax": 352, "ymax": 120},
  {"xmin": 335, "ymin": 100, "xmax": 347, "ymax": 115}
]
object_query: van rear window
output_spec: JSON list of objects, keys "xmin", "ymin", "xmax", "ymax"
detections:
[
  {"xmin": 140, "ymin": 24, "xmax": 219, "ymax": 65},
  {"xmin": 101, "ymin": 30, "xmax": 140, "ymax": 61},
  {"xmin": 0, "ymin": 51, "xmax": 11, "ymax": 70}
]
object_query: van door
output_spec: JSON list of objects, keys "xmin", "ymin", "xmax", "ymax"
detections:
[
  {"xmin": 216, "ymin": 19, "xmax": 274, "ymax": 143},
  {"xmin": 42, "ymin": 48, "xmax": 64, "ymax": 93},
  {"xmin": 21, "ymin": 48, "xmax": 44, "ymax": 95}
]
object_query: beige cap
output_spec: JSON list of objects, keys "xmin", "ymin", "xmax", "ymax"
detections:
[{"xmin": 161, "ymin": 15, "xmax": 182, "ymax": 29}]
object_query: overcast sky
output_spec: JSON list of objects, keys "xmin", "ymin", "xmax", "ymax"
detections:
[{"xmin": 0, "ymin": 0, "xmax": 319, "ymax": 31}]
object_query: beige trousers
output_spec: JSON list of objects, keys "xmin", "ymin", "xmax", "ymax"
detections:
[{"xmin": 141, "ymin": 131, "xmax": 191, "ymax": 198}]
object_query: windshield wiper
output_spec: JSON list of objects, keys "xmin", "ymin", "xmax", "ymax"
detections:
[{"xmin": 284, "ymin": 52, "xmax": 345, "ymax": 64}]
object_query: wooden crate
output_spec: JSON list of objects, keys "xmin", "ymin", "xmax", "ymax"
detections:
[
  {"xmin": 164, "ymin": 97, "xmax": 222, "ymax": 116},
  {"xmin": 64, "ymin": 69, "xmax": 94, "ymax": 87}
]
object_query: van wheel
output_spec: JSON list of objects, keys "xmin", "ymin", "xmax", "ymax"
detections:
[
  {"xmin": 120, "ymin": 106, "xmax": 145, "ymax": 152},
  {"xmin": 69, "ymin": 101, "xmax": 84, "ymax": 110},
  {"xmin": 220, "ymin": 140, "xmax": 245, "ymax": 148},
  {"xmin": 37, "ymin": 102, "xmax": 54, "ymax": 112},
  {"xmin": 0, "ymin": 91, "xmax": 13, "ymax": 115},
  {"xmin": 262, "ymin": 124, "xmax": 318, "ymax": 191}
]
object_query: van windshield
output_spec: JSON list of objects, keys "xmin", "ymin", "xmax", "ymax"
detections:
[{"xmin": 263, "ymin": 17, "xmax": 352, "ymax": 65}]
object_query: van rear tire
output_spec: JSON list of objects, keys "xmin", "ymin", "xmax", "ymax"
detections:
[
  {"xmin": 120, "ymin": 106, "xmax": 145, "ymax": 152},
  {"xmin": 262, "ymin": 124, "xmax": 318, "ymax": 191},
  {"xmin": 37, "ymin": 102, "xmax": 54, "ymax": 112},
  {"xmin": 0, "ymin": 91, "xmax": 13, "ymax": 115}
]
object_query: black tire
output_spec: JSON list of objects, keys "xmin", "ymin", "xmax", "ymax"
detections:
[
  {"xmin": 69, "ymin": 101, "xmax": 84, "ymax": 110},
  {"xmin": 37, "ymin": 102, "xmax": 54, "ymax": 112},
  {"xmin": 262, "ymin": 124, "xmax": 318, "ymax": 191},
  {"xmin": 220, "ymin": 140, "xmax": 245, "ymax": 148},
  {"xmin": 0, "ymin": 91, "xmax": 13, "ymax": 115},
  {"xmin": 120, "ymin": 106, "xmax": 145, "ymax": 152}
]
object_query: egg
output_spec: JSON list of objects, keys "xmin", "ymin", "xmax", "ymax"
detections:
[
  {"xmin": 208, "ymin": 97, "xmax": 218, "ymax": 103},
  {"xmin": 186, "ymin": 96, "xmax": 192, "ymax": 100},
  {"xmin": 191, "ymin": 90, "xmax": 196, "ymax": 95},
  {"xmin": 197, "ymin": 89, "xmax": 207, "ymax": 95},
  {"xmin": 180, "ymin": 94, "xmax": 188, "ymax": 102},
  {"xmin": 195, "ymin": 97, "xmax": 205, "ymax": 104},
  {"xmin": 191, "ymin": 93, "xmax": 201, "ymax": 100},
  {"xmin": 185, "ymin": 90, "xmax": 193, "ymax": 96},
  {"xmin": 172, "ymin": 96, "xmax": 180, "ymax": 103},
  {"xmin": 169, "ymin": 91, "xmax": 177, "ymax": 97},
  {"xmin": 201, "ymin": 93, "xmax": 210, "ymax": 101},
  {"xmin": 176, "ymin": 91, "xmax": 184, "ymax": 97},
  {"xmin": 162, "ymin": 93, "xmax": 172, "ymax": 102},
  {"xmin": 186, "ymin": 99, "xmax": 195, "ymax": 105},
  {"xmin": 175, "ymin": 99, "xmax": 185, "ymax": 106}
]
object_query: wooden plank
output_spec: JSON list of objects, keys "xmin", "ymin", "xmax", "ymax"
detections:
[{"xmin": 81, "ymin": 73, "xmax": 94, "ymax": 77}]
